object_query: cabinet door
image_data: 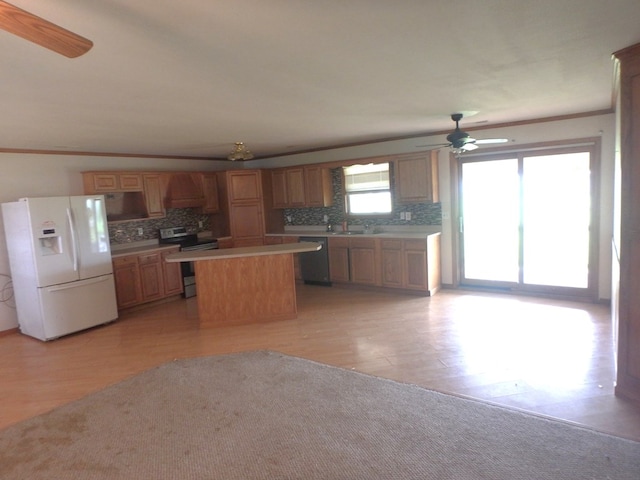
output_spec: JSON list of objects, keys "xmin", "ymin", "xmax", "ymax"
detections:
[
  {"xmin": 350, "ymin": 245, "xmax": 377, "ymax": 285},
  {"xmin": 287, "ymin": 168, "xmax": 306, "ymax": 207},
  {"xmin": 138, "ymin": 252, "xmax": 165, "ymax": 302},
  {"xmin": 143, "ymin": 174, "xmax": 166, "ymax": 218},
  {"xmin": 381, "ymin": 240, "xmax": 403, "ymax": 287},
  {"xmin": 119, "ymin": 174, "xmax": 143, "ymax": 191},
  {"xmin": 162, "ymin": 248, "xmax": 183, "ymax": 296},
  {"xmin": 328, "ymin": 238, "xmax": 350, "ymax": 283},
  {"xmin": 403, "ymin": 241, "xmax": 428, "ymax": 291},
  {"xmin": 271, "ymin": 170, "xmax": 289, "ymax": 209},
  {"xmin": 89, "ymin": 173, "xmax": 118, "ymax": 192},
  {"xmin": 230, "ymin": 203, "xmax": 264, "ymax": 246},
  {"xmin": 228, "ymin": 170, "xmax": 262, "ymax": 203},
  {"xmin": 201, "ymin": 173, "xmax": 220, "ymax": 213},
  {"xmin": 113, "ymin": 256, "xmax": 142, "ymax": 309},
  {"xmin": 395, "ymin": 154, "xmax": 439, "ymax": 203},
  {"xmin": 304, "ymin": 167, "xmax": 333, "ymax": 207}
]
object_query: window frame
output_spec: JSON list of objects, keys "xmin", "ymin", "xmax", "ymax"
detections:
[{"xmin": 342, "ymin": 162, "xmax": 394, "ymax": 218}]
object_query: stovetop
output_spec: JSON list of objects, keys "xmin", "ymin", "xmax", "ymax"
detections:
[{"xmin": 158, "ymin": 227, "xmax": 216, "ymax": 248}]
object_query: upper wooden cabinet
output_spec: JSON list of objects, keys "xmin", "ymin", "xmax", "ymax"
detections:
[
  {"xmin": 271, "ymin": 166, "xmax": 333, "ymax": 209},
  {"xmin": 228, "ymin": 170, "xmax": 262, "ymax": 203},
  {"xmin": 304, "ymin": 166, "xmax": 333, "ymax": 207},
  {"xmin": 200, "ymin": 173, "xmax": 220, "ymax": 213},
  {"xmin": 83, "ymin": 171, "xmax": 165, "ymax": 222},
  {"xmin": 218, "ymin": 169, "xmax": 274, "ymax": 247},
  {"xmin": 271, "ymin": 169, "xmax": 289, "ymax": 208},
  {"xmin": 394, "ymin": 152, "xmax": 439, "ymax": 204},
  {"xmin": 142, "ymin": 174, "xmax": 166, "ymax": 218},
  {"xmin": 83, "ymin": 172, "xmax": 143, "ymax": 192}
]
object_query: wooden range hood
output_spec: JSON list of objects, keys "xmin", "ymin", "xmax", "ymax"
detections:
[{"xmin": 164, "ymin": 173, "xmax": 206, "ymax": 209}]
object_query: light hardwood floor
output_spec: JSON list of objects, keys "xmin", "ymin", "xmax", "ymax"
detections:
[{"xmin": 2, "ymin": 285, "xmax": 640, "ymax": 442}]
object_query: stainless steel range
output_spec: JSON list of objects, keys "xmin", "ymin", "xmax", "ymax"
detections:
[{"xmin": 158, "ymin": 227, "xmax": 218, "ymax": 298}]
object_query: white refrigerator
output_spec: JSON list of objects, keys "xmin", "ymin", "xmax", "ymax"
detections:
[{"xmin": 2, "ymin": 195, "xmax": 118, "ymax": 341}]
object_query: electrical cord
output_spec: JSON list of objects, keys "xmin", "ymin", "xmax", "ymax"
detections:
[{"xmin": 0, "ymin": 273, "xmax": 15, "ymax": 309}]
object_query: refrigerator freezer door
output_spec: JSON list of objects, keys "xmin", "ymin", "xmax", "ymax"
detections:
[
  {"xmin": 69, "ymin": 196, "xmax": 113, "ymax": 279},
  {"xmin": 37, "ymin": 274, "xmax": 118, "ymax": 340},
  {"xmin": 20, "ymin": 197, "xmax": 78, "ymax": 287}
]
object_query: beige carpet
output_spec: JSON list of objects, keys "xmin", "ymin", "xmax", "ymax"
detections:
[{"xmin": 1, "ymin": 351, "xmax": 639, "ymax": 479}]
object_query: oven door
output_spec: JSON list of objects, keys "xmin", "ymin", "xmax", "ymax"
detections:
[
  {"xmin": 181, "ymin": 261, "xmax": 197, "ymax": 298},
  {"xmin": 180, "ymin": 242, "xmax": 218, "ymax": 298}
]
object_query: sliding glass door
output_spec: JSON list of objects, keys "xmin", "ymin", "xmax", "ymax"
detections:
[{"xmin": 459, "ymin": 146, "xmax": 597, "ymax": 297}]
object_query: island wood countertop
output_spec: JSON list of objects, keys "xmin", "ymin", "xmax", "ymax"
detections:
[{"xmin": 164, "ymin": 242, "xmax": 322, "ymax": 263}]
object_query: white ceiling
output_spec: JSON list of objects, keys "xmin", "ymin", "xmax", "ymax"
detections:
[{"xmin": 1, "ymin": 0, "xmax": 639, "ymax": 160}]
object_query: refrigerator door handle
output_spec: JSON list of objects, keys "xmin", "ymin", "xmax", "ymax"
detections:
[
  {"xmin": 45, "ymin": 275, "xmax": 111, "ymax": 292},
  {"xmin": 67, "ymin": 207, "xmax": 79, "ymax": 272}
]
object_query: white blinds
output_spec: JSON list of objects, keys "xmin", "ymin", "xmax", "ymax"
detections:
[{"xmin": 343, "ymin": 163, "xmax": 389, "ymax": 192}]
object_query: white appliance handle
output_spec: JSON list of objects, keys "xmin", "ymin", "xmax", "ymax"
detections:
[
  {"xmin": 67, "ymin": 207, "xmax": 79, "ymax": 272},
  {"xmin": 46, "ymin": 275, "xmax": 110, "ymax": 292}
]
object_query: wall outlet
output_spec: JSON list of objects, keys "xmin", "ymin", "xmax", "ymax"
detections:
[
  {"xmin": 400, "ymin": 212, "xmax": 406, "ymax": 220},
  {"xmin": 198, "ymin": 220, "xmax": 203, "ymax": 228},
  {"xmin": 137, "ymin": 228, "xmax": 143, "ymax": 235},
  {"xmin": 405, "ymin": 212, "xmax": 411, "ymax": 221}
]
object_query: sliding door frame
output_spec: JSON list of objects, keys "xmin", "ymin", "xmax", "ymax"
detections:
[{"xmin": 450, "ymin": 138, "xmax": 601, "ymax": 301}]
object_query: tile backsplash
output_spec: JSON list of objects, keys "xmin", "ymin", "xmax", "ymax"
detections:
[
  {"xmin": 109, "ymin": 208, "xmax": 210, "ymax": 245},
  {"xmin": 283, "ymin": 168, "xmax": 441, "ymax": 228}
]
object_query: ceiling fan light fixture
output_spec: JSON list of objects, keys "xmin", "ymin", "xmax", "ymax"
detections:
[{"xmin": 227, "ymin": 142, "xmax": 254, "ymax": 161}]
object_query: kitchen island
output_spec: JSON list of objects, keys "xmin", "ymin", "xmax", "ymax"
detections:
[{"xmin": 165, "ymin": 242, "xmax": 321, "ymax": 326}]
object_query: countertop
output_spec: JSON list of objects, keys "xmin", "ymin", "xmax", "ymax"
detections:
[
  {"xmin": 165, "ymin": 242, "xmax": 322, "ymax": 262},
  {"xmin": 266, "ymin": 228, "xmax": 441, "ymax": 240},
  {"xmin": 110, "ymin": 231, "xmax": 223, "ymax": 259},
  {"xmin": 110, "ymin": 242, "xmax": 179, "ymax": 258}
]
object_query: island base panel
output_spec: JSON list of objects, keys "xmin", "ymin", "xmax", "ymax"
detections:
[{"xmin": 195, "ymin": 254, "xmax": 297, "ymax": 326}]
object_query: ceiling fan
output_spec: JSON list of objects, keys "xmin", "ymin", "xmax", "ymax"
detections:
[
  {"xmin": 418, "ymin": 113, "xmax": 509, "ymax": 154},
  {"xmin": 0, "ymin": 1, "xmax": 93, "ymax": 58}
]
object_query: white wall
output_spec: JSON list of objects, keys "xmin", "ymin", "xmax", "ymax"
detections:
[
  {"xmin": 0, "ymin": 114, "xmax": 614, "ymax": 332},
  {"xmin": 0, "ymin": 154, "xmax": 228, "ymax": 332},
  {"xmin": 250, "ymin": 113, "xmax": 615, "ymax": 302}
]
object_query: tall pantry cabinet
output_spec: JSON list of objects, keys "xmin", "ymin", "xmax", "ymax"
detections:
[
  {"xmin": 213, "ymin": 169, "xmax": 283, "ymax": 247},
  {"xmin": 613, "ymin": 42, "xmax": 640, "ymax": 403}
]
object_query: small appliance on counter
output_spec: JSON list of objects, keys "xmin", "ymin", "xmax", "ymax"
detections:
[
  {"xmin": 2, "ymin": 195, "xmax": 118, "ymax": 341},
  {"xmin": 158, "ymin": 227, "xmax": 218, "ymax": 298}
]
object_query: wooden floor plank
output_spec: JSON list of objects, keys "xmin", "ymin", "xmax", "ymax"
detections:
[{"xmin": 1, "ymin": 285, "xmax": 639, "ymax": 441}]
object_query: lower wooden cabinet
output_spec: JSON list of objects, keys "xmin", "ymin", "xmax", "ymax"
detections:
[
  {"xmin": 328, "ymin": 237, "xmax": 350, "ymax": 283},
  {"xmin": 382, "ymin": 239, "xmax": 428, "ymax": 290},
  {"xmin": 112, "ymin": 246, "xmax": 183, "ymax": 310},
  {"xmin": 112, "ymin": 255, "xmax": 143, "ymax": 309},
  {"xmin": 329, "ymin": 235, "xmax": 441, "ymax": 295},
  {"xmin": 348, "ymin": 238, "xmax": 377, "ymax": 285},
  {"xmin": 328, "ymin": 237, "xmax": 377, "ymax": 285},
  {"xmin": 162, "ymin": 248, "xmax": 184, "ymax": 295}
]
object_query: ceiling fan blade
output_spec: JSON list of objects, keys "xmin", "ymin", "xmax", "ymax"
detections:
[
  {"xmin": 475, "ymin": 138, "xmax": 509, "ymax": 145},
  {"xmin": 0, "ymin": 1, "xmax": 93, "ymax": 58},
  {"xmin": 415, "ymin": 142, "xmax": 450, "ymax": 148},
  {"xmin": 461, "ymin": 143, "xmax": 478, "ymax": 151}
]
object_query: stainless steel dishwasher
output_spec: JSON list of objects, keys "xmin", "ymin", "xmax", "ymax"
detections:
[{"xmin": 298, "ymin": 236, "xmax": 331, "ymax": 286}]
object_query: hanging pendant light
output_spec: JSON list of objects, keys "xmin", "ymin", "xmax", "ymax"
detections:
[{"xmin": 227, "ymin": 142, "xmax": 254, "ymax": 161}]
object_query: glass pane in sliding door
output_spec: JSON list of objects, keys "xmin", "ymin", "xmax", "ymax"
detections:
[
  {"xmin": 461, "ymin": 159, "xmax": 520, "ymax": 282},
  {"xmin": 522, "ymin": 152, "xmax": 590, "ymax": 288}
]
